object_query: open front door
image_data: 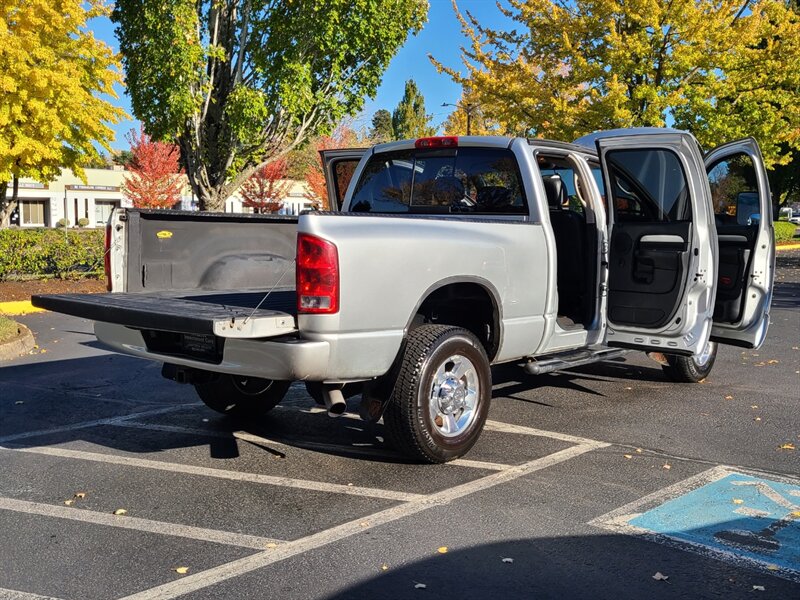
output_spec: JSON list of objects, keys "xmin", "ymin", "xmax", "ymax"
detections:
[
  {"xmin": 704, "ymin": 138, "xmax": 775, "ymax": 349},
  {"xmin": 597, "ymin": 133, "xmax": 716, "ymax": 356},
  {"xmin": 319, "ymin": 149, "xmax": 367, "ymax": 210}
]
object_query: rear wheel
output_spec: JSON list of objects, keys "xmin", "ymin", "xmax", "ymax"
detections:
[
  {"xmin": 662, "ymin": 340, "xmax": 718, "ymax": 383},
  {"xmin": 194, "ymin": 375, "xmax": 291, "ymax": 417},
  {"xmin": 383, "ymin": 325, "xmax": 491, "ymax": 463}
]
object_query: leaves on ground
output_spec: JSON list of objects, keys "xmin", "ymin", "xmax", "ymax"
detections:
[
  {"xmin": 14, "ymin": 401, "xmax": 23, "ymax": 405},
  {"xmin": 662, "ymin": 464, "xmax": 672, "ymax": 470},
  {"xmin": 414, "ymin": 583, "xmax": 427, "ymax": 589},
  {"xmin": 437, "ymin": 546, "xmax": 448, "ymax": 554},
  {"xmin": 63, "ymin": 499, "xmax": 74, "ymax": 506},
  {"xmin": 502, "ymin": 557, "xmax": 514, "ymax": 563},
  {"xmin": 652, "ymin": 572, "xmax": 669, "ymax": 581},
  {"xmin": 752, "ymin": 585, "xmax": 765, "ymax": 591},
  {"xmin": 624, "ymin": 454, "xmax": 633, "ymax": 459},
  {"xmin": 266, "ymin": 543, "xmax": 278, "ymax": 549},
  {"xmin": 779, "ymin": 443, "xmax": 796, "ymax": 450},
  {"xmin": 113, "ymin": 508, "xmax": 127, "ymax": 515},
  {"xmin": 732, "ymin": 498, "xmax": 744, "ymax": 505},
  {"xmin": 174, "ymin": 567, "xmax": 189, "ymax": 574},
  {"xmin": 724, "ymin": 395, "xmax": 734, "ymax": 400},
  {"xmin": 74, "ymin": 492, "xmax": 86, "ymax": 499},
  {"xmin": 380, "ymin": 563, "xmax": 389, "ymax": 571}
]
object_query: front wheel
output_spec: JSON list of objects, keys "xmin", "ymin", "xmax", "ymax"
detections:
[
  {"xmin": 194, "ymin": 375, "xmax": 291, "ymax": 417},
  {"xmin": 383, "ymin": 325, "xmax": 491, "ymax": 463},
  {"xmin": 661, "ymin": 340, "xmax": 718, "ymax": 383}
]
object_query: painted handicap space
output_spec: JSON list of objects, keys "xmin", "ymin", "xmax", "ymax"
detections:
[{"xmin": 591, "ymin": 467, "xmax": 800, "ymax": 581}]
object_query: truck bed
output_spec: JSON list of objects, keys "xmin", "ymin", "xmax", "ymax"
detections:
[{"xmin": 32, "ymin": 289, "xmax": 297, "ymax": 336}]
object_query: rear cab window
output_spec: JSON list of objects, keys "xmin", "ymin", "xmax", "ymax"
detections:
[{"xmin": 348, "ymin": 147, "xmax": 527, "ymax": 215}]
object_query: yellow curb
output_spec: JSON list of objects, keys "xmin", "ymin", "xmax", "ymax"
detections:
[
  {"xmin": 0, "ymin": 300, "xmax": 46, "ymax": 316},
  {"xmin": 776, "ymin": 243, "xmax": 800, "ymax": 251}
]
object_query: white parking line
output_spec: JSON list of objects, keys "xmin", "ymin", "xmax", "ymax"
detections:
[
  {"xmin": 484, "ymin": 419, "xmax": 606, "ymax": 446},
  {"xmin": 0, "ymin": 588, "xmax": 63, "ymax": 600},
  {"xmin": 1, "ymin": 446, "xmax": 425, "ymax": 503},
  {"xmin": 120, "ymin": 442, "xmax": 607, "ymax": 600},
  {"xmin": 0, "ymin": 497, "xmax": 283, "ymax": 550},
  {"xmin": 110, "ymin": 421, "xmax": 514, "ymax": 471},
  {"xmin": 0, "ymin": 405, "xmax": 192, "ymax": 444}
]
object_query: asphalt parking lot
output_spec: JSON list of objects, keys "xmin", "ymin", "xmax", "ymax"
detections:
[{"xmin": 1, "ymin": 251, "xmax": 798, "ymax": 600}]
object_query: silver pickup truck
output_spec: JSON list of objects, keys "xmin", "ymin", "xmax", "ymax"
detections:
[{"xmin": 33, "ymin": 128, "xmax": 775, "ymax": 463}]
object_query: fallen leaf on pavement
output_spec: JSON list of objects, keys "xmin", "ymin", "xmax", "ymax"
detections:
[
  {"xmin": 14, "ymin": 401, "xmax": 24, "ymax": 405},
  {"xmin": 502, "ymin": 558, "xmax": 514, "ymax": 563},
  {"xmin": 792, "ymin": 512, "xmax": 800, "ymax": 518},
  {"xmin": 724, "ymin": 395, "xmax": 734, "ymax": 400},
  {"xmin": 636, "ymin": 448, "xmax": 643, "ymax": 453},
  {"xmin": 414, "ymin": 583, "xmax": 427, "ymax": 589},
  {"xmin": 662, "ymin": 464, "xmax": 672, "ymax": 470},
  {"xmin": 359, "ymin": 522, "xmax": 370, "ymax": 528},
  {"xmin": 754, "ymin": 417, "xmax": 762, "ymax": 421},
  {"xmin": 380, "ymin": 563, "xmax": 389, "ymax": 571},
  {"xmin": 74, "ymin": 492, "xmax": 86, "ymax": 499},
  {"xmin": 766, "ymin": 565, "xmax": 779, "ymax": 571},
  {"xmin": 113, "ymin": 508, "xmax": 127, "ymax": 515},
  {"xmin": 652, "ymin": 572, "xmax": 669, "ymax": 581},
  {"xmin": 63, "ymin": 499, "xmax": 74, "ymax": 506},
  {"xmin": 732, "ymin": 498, "xmax": 744, "ymax": 504},
  {"xmin": 437, "ymin": 547, "xmax": 448, "ymax": 554},
  {"xmin": 752, "ymin": 585, "xmax": 765, "ymax": 591},
  {"xmin": 767, "ymin": 360, "xmax": 779, "ymax": 364},
  {"xmin": 779, "ymin": 443, "xmax": 796, "ymax": 450},
  {"xmin": 266, "ymin": 543, "xmax": 278, "ymax": 549},
  {"xmin": 624, "ymin": 454, "xmax": 633, "ymax": 459},
  {"xmin": 751, "ymin": 405, "xmax": 758, "ymax": 409},
  {"xmin": 174, "ymin": 567, "xmax": 189, "ymax": 574}
]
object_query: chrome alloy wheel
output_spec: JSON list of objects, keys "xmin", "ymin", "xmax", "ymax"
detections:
[
  {"xmin": 694, "ymin": 340, "xmax": 717, "ymax": 368},
  {"xmin": 428, "ymin": 354, "xmax": 480, "ymax": 438}
]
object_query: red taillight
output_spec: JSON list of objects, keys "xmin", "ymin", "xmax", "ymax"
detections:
[
  {"xmin": 415, "ymin": 136, "xmax": 458, "ymax": 149},
  {"xmin": 104, "ymin": 223, "xmax": 112, "ymax": 291},
  {"xmin": 297, "ymin": 233, "xmax": 339, "ymax": 314}
]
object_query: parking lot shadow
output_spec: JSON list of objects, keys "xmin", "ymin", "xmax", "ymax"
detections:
[{"xmin": 323, "ymin": 528, "xmax": 798, "ymax": 600}]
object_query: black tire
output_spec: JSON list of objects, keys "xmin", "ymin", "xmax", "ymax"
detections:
[
  {"xmin": 383, "ymin": 325, "xmax": 492, "ymax": 464},
  {"xmin": 662, "ymin": 340, "xmax": 718, "ymax": 383},
  {"xmin": 194, "ymin": 375, "xmax": 291, "ymax": 417}
]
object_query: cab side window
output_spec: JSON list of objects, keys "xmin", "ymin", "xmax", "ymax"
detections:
[{"xmin": 707, "ymin": 153, "xmax": 759, "ymax": 226}]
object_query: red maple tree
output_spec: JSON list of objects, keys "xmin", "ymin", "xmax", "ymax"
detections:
[
  {"xmin": 122, "ymin": 126, "xmax": 184, "ymax": 209},
  {"xmin": 239, "ymin": 158, "xmax": 291, "ymax": 214}
]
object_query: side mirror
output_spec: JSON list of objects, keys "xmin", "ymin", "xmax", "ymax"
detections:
[{"xmin": 736, "ymin": 192, "xmax": 759, "ymax": 226}]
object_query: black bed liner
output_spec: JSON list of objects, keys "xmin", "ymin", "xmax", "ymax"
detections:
[{"xmin": 32, "ymin": 290, "xmax": 296, "ymax": 335}]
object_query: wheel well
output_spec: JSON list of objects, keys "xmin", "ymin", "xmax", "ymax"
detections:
[{"xmin": 411, "ymin": 282, "xmax": 500, "ymax": 360}]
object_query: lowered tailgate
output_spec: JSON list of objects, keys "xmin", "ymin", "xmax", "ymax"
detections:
[{"xmin": 31, "ymin": 290, "xmax": 297, "ymax": 339}]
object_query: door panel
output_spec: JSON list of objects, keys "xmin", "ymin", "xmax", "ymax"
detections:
[
  {"xmin": 704, "ymin": 138, "xmax": 775, "ymax": 348},
  {"xmin": 597, "ymin": 133, "xmax": 716, "ymax": 356},
  {"xmin": 320, "ymin": 149, "xmax": 367, "ymax": 210}
]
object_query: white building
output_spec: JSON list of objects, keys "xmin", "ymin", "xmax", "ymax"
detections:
[
  {"xmin": 12, "ymin": 168, "xmax": 318, "ymax": 228},
  {"xmin": 13, "ymin": 167, "xmax": 134, "ymax": 228},
  {"xmin": 225, "ymin": 179, "xmax": 317, "ymax": 216}
]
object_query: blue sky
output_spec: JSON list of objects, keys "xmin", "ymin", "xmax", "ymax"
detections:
[{"xmin": 91, "ymin": 0, "xmax": 513, "ymax": 150}]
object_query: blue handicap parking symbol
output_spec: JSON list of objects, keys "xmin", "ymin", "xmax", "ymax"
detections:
[{"xmin": 629, "ymin": 472, "xmax": 800, "ymax": 574}]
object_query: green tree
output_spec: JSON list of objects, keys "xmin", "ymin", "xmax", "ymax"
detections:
[
  {"xmin": 392, "ymin": 79, "xmax": 436, "ymax": 140},
  {"xmin": 369, "ymin": 109, "xmax": 395, "ymax": 143},
  {"xmin": 432, "ymin": 0, "xmax": 800, "ymax": 170},
  {"xmin": 0, "ymin": 0, "xmax": 125, "ymax": 227},
  {"xmin": 113, "ymin": 0, "xmax": 428, "ymax": 212}
]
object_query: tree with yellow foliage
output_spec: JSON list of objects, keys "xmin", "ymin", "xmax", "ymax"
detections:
[
  {"xmin": 0, "ymin": 0, "xmax": 125, "ymax": 227},
  {"xmin": 432, "ymin": 0, "xmax": 800, "ymax": 169}
]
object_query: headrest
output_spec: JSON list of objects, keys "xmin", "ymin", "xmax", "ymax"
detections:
[
  {"xmin": 542, "ymin": 175, "xmax": 567, "ymax": 209},
  {"xmin": 433, "ymin": 176, "xmax": 465, "ymax": 204}
]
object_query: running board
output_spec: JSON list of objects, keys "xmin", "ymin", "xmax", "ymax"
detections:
[{"xmin": 523, "ymin": 348, "xmax": 629, "ymax": 376}]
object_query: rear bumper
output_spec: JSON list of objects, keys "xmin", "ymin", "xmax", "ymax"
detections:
[{"xmin": 94, "ymin": 322, "xmax": 330, "ymax": 381}]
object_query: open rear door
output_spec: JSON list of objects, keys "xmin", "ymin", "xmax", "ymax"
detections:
[
  {"xmin": 704, "ymin": 138, "xmax": 775, "ymax": 349},
  {"xmin": 319, "ymin": 149, "xmax": 367, "ymax": 210},
  {"xmin": 597, "ymin": 132, "xmax": 716, "ymax": 356}
]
